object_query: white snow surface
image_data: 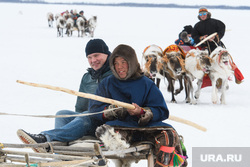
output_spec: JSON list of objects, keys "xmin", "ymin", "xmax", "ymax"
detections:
[{"xmin": 0, "ymin": 2, "xmax": 249, "ymax": 167}]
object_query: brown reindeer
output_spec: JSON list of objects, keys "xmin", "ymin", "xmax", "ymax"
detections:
[{"xmin": 159, "ymin": 51, "xmax": 185, "ymax": 103}]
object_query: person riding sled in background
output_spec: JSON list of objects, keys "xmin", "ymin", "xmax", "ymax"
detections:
[
  {"xmin": 79, "ymin": 10, "xmax": 88, "ymax": 25},
  {"xmin": 17, "ymin": 39, "xmax": 113, "ymax": 152},
  {"xmin": 71, "ymin": 9, "xmax": 81, "ymax": 27},
  {"xmin": 175, "ymin": 25, "xmax": 195, "ymax": 46},
  {"xmin": 192, "ymin": 7, "xmax": 226, "ymax": 53}
]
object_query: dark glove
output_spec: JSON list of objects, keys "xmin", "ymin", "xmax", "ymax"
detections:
[
  {"xmin": 138, "ymin": 107, "xmax": 153, "ymax": 126},
  {"xmin": 103, "ymin": 105, "xmax": 128, "ymax": 121}
]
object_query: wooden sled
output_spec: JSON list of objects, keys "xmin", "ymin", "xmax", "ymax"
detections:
[
  {"xmin": 0, "ymin": 140, "xmax": 153, "ymax": 166},
  {"xmin": 0, "ymin": 127, "xmax": 186, "ymax": 167},
  {"xmin": 0, "ymin": 137, "xmax": 154, "ymax": 166}
]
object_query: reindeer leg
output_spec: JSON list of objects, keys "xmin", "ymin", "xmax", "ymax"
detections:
[
  {"xmin": 184, "ymin": 75, "xmax": 191, "ymax": 103},
  {"xmin": 156, "ymin": 78, "xmax": 161, "ymax": 88},
  {"xmin": 211, "ymin": 78, "xmax": 218, "ymax": 104},
  {"xmin": 195, "ymin": 79, "xmax": 203, "ymax": 99},
  {"xmin": 188, "ymin": 76, "xmax": 196, "ymax": 104},
  {"xmin": 175, "ymin": 76, "xmax": 183, "ymax": 95},
  {"xmin": 170, "ymin": 79, "xmax": 177, "ymax": 103},
  {"xmin": 220, "ymin": 80, "xmax": 227, "ymax": 104}
]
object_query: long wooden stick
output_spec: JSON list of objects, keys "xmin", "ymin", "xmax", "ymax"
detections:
[
  {"xmin": 16, "ymin": 80, "xmax": 207, "ymax": 132},
  {"xmin": 17, "ymin": 80, "xmax": 134, "ymax": 110}
]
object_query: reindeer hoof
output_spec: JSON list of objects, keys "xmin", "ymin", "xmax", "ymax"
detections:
[{"xmin": 170, "ymin": 100, "xmax": 177, "ymax": 103}]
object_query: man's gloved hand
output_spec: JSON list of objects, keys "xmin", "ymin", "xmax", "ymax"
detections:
[
  {"xmin": 103, "ymin": 105, "xmax": 128, "ymax": 121},
  {"xmin": 138, "ymin": 107, "xmax": 153, "ymax": 126}
]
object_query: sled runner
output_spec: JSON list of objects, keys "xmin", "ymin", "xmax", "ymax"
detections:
[{"xmin": 0, "ymin": 138, "xmax": 151, "ymax": 166}]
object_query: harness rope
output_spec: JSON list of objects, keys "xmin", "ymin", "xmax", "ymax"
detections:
[{"xmin": 0, "ymin": 108, "xmax": 116, "ymax": 119}]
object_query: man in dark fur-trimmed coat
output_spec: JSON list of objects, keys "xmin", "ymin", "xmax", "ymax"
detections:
[{"xmin": 192, "ymin": 7, "xmax": 226, "ymax": 53}]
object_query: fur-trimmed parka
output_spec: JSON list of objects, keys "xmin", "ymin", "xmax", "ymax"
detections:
[
  {"xmin": 89, "ymin": 44, "xmax": 171, "ymax": 128},
  {"xmin": 109, "ymin": 44, "xmax": 143, "ymax": 80}
]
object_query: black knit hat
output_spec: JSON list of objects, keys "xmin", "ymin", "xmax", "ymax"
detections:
[
  {"xmin": 85, "ymin": 39, "xmax": 110, "ymax": 57},
  {"xmin": 183, "ymin": 25, "xmax": 193, "ymax": 34}
]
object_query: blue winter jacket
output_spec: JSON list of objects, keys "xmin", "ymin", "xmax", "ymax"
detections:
[{"xmin": 89, "ymin": 75, "xmax": 172, "ymax": 128}]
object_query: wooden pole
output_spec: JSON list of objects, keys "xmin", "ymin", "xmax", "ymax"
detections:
[
  {"xmin": 195, "ymin": 32, "xmax": 217, "ymax": 47},
  {"xmin": 17, "ymin": 80, "xmax": 135, "ymax": 110},
  {"xmin": 16, "ymin": 80, "xmax": 207, "ymax": 132}
]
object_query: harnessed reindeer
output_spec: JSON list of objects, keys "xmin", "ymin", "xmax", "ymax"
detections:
[
  {"xmin": 66, "ymin": 18, "xmax": 74, "ymax": 37},
  {"xmin": 142, "ymin": 45, "xmax": 164, "ymax": 88},
  {"xmin": 86, "ymin": 16, "xmax": 97, "ymax": 37},
  {"xmin": 209, "ymin": 47, "xmax": 234, "ymax": 104},
  {"xmin": 160, "ymin": 52, "xmax": 185, "ymax": 103},
  {"xmin": 76, "ymin": 17, "xmax": 86, "ymax": 37},
  {"xmin": 184, "ymin": 49, "xmax": 212, "ymax": 104},
  {"xmin": 47, "ymin": 12, "xmax": 54, "ymax": 28},
  {"xmin": 56, "ymin": 16, "xmax": 66, "ymax": 37},
  {"xmin": 160, "ymin": 45, "xmax": 186, "ymax": 103}
]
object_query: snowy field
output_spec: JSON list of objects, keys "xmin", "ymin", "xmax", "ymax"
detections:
[{"xmin": 0, "ymin": 2, "xmax": 250, "ymax": 166}]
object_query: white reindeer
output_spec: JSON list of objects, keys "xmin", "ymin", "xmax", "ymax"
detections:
[
  {"xmin": 184, "ymin": 49, "xmax": 212, "ymax": 104},
  {"xmin": 142, "ymin": 44, "xmax": 164, "ymax": 88},
  {"xmin": 47, "ymin": 12, "xmax": 54, "ymax": 27},
  {"xmin": 87, "ymin": 16, "xmax": 97, "ymax": 37},
  {"xmin": 66, "ymin": 17, "xmax": 74, "ymax": 37},
  {"xmin": 56, "ymin": 16, "xmax": 66, "ymax": 37},
  {"xmin": 209, "ymin": 47, "xmax": 234, "ymax": 104},
  {"xmin": 76, "ymin": 17, "xmax": 86, "ymax": 37},
  {"xmin": 54, "ymin": 13, "xmax": 60, "ymax": 20}
]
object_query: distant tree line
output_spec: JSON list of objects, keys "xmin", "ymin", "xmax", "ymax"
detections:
[{"xmin": 0, "ymin": 0, "xmax": 250, "ymax": 10}]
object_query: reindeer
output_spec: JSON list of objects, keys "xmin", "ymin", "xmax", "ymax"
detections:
[
  {"xmin": 208, "ymin": 47, "xmax": 234, "ymax": 104},
  {"xmin": 184, "ymin": 49, "xmax": 212, "ymax": 104},
  {"xmin": 66, "ymin": 17, "xmax": 74, "ymax": 37},
  {"xmin": 159, "ymin": 51, "xmax": 185, "ymax": 103},
  {"xmin": 47, "ymin": 12, "xmax": 54, "ymax": 27},
  {"xmin": 86, "ymin": 16, "xmax": 97, "ymax": 37},
  {"xmin": 56, "ymin": 16, "xmax": 66, "ymax": 37},
  {"xmin": 54, "ymin": 13, "xmax": 60, "ymax": 21},
  {"xmin": 76, "ymin": 17, "xmax": 86, "ymax": 37},
  {"xmin": 142, "ymin": 45, "xmax": 164, "ymax": 88}
]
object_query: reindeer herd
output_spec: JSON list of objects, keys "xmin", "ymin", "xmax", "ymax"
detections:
[
  {"xmin": 142, "ymin": 44, "xmax": 235, "ymax": 105},
  {"xmin": 46, "ymin": 12, "xmax": 97, "ymax": 37}
]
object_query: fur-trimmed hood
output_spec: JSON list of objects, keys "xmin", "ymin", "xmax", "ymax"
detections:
[{"xmin": 109, "ymin": 44, "xmax": 143, "ymax": 80}]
